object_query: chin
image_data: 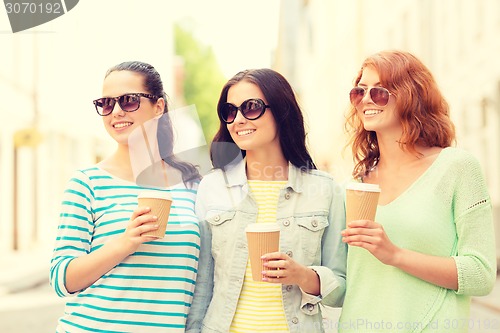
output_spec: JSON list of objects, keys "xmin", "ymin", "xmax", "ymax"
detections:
[
  {"xmin": 363, "ymin": 124, "xmax": 377, "ymax": 132},
  {"xmin": 235, "ymin": 143, "xmax": 252, "ymax": 151}
]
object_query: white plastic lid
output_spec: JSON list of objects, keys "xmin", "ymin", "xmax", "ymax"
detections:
[
  {"xmin": 245, "ymin": 223, "xmax": 280, "ymax": 233},
  {"xmin": 345, "ymin": 182, "xmax": 381, "ymax": 192},
  {"xmin": 137, "ymin": 191, "xmax": 172, "ymax": 200}
]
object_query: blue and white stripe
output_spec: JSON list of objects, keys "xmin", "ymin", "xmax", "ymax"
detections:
[{"xmin": 50, "ymin": 167, "xmax": 199, "ymax": 332}]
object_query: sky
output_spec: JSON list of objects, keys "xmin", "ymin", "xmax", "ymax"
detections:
[
  {"xmin": 169, "ymin": 0, "xmax": 281, "ymax": 78},
  {"xmin": 0, "ymin": 1, "xmax": 281, "ymax": 77},
  {"xmin": 0, "ymin": 0, "xmax": 281, "ymax": 138}
]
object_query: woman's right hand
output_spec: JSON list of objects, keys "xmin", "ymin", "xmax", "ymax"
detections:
[
  {"xmin": 341, "ymin": 219, "xmax": 400, "ymax": 266},
  {"xmin": 118, "ymin": 206, "xmax": 159, "ymax": 256}
]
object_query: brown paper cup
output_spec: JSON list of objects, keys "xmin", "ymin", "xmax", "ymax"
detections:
[
  {"xmin": 245, "ymin": 223, "xmax": 280, "ymax": 281},
  {"xmin": 137, "ymin": 191, "xmax": 173, "ymax": 238},
  {"xmin": 345, "ymin": 182, "xmax": 381, "ymax": 224}
]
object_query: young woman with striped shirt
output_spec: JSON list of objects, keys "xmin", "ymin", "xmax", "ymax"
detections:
[{"xmin": 50, "ymin": 61, "xmax": 201, "ymax": 332}]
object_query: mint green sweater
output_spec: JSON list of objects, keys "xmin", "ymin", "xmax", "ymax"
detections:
[{"xmin": 339, "ymin": 147, "xmax": 497, "ymax": 333}]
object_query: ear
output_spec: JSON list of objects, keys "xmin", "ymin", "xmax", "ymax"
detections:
[{"xmin": 155, "ymin": 97, "xmax": 165, "ymax": 116}]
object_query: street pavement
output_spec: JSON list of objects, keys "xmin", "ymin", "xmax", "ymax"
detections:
[
  {"xmin": 0, "ymin": 248, "xmax": 64, "ymax": 333},
  {"xmin": 0, "ymin": 250, "xmax": 498, "ymax": 333},
  {"xmin": 0, "ymin": 283, "xmax": 64, "ymax": 333}
]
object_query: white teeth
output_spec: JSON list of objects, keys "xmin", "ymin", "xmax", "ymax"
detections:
[
  {"xmin": 114, "ymin": 122, "xmax": 132, "ymax": 128},
  {"xmin": 364, "ymin": 110, "xmax": 382, "ymax": 116},
  {"xmin": 237, "ymin": 129, "xmax": 255, "ymax": 136}
]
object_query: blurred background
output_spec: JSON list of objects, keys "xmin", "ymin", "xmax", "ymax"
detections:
[{"xmin": 1, "ymin": 0, "xmax": 499, "ymax": 332}]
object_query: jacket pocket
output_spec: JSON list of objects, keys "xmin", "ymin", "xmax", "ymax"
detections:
[
  {"xmin": 205, "ymin": 210, "xmax": 236, "ymax": 256},
  {"xmin": 295, "ymin": 213, "xmax": 329, "ymax": 264}
]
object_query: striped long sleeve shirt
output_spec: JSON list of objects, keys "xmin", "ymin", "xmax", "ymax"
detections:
[{"xmin": 50, "ymin": 167, "xmax": 199, "ymax": 333}]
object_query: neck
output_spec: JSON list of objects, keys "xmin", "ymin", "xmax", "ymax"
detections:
[
  {"xmin": 98, "ymin": 145, "xmax": 134, "ymax": 181},
  {"xmin": 376, "ymin": 134, "xmax": 425, "ymax": 170},
  {"xmin": 245, "ymin": 150, "xmax": 288, "ymax": 181}
]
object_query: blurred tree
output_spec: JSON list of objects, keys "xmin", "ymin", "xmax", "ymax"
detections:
[{"xmin": 174, "ymin": 23, "xmax": 226, "ymax": 143}]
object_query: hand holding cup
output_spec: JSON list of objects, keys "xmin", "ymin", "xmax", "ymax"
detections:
[{"xmin": 137, "ymin": 191, "xmax": 173, "ymax": 238}]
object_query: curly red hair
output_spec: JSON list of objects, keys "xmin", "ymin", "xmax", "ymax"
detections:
[{"xmin": 345, "ymin": 50, "xmax": 456, "ymax": 178}]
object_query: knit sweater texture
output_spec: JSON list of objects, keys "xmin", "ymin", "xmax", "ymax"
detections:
[{"xmin": 339, "ymin": 147, "xmax": 497, "ymax": 333}]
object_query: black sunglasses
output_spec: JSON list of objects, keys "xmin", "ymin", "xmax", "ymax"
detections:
[
  {"xmin": 93, "ymin": 93, "xmax": 159, "ymax": 116},
  {"xmin": 349, "ymin": 86, "xmax": 392, "ymax": 107},
  {"xmin": 219, "ymin": 98, "xmax": 270, "ymax": 124}
]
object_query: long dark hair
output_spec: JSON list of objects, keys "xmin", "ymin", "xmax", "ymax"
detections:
[
  {"xmin": 211, "ymin": 68, "xmax": 316, "ymax": 170},
  {"xmin": 106, "ymin": 61, "xmax": 201, "ymax": 185},
  {"xmin": 345, "ymin": 50, "xmax": 456, "ymax": 178}
]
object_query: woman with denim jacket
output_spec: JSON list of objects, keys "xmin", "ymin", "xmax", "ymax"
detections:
[{"xmin": 186, "ymin": 68, "xmax": 347, "ymax": 333}]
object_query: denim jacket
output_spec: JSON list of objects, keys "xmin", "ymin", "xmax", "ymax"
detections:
[{"xmin": 186, "ymin": 159, "xmax": 347, "ymax": 333}]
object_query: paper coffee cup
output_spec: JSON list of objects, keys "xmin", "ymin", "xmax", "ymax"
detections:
[
  {"xmin": 137, "ymin": 191, "xmax": 173, "ymax": 238},
  {"xmin": 345, "ymin": 182, "xmax": 381, "ymax": 224},
  {"xmin": 245, "ymin": 223, "xmax": 280, "ymax": 281}
]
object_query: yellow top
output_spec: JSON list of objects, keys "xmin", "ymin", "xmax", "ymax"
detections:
[{"xmin": 229, "ymin": 180, "xmax": 289, "ymax": 333}]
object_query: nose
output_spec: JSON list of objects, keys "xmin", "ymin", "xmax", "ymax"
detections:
[
  {"xmin": 111, "ymin": 100, "xmax": 125, "ymax": 116},
  {"xmin": 361, "ymin": 89, "xmax": 372, "ymax": 104},
  {"xmin": 232, "ymin": 109, "xmax": 246, "ymax": 124}
]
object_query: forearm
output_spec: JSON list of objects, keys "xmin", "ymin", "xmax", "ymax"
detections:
[
  {"xmin": 65, "ymin": 238, "xmax": 130, "ymax": 293},
  {"xmin": 392, "ymin": 247, "xmax": 458, "ymax": 290},
  {"xmin": 298, "ymin": 267, "xmax": 320, "ymax": 295}
]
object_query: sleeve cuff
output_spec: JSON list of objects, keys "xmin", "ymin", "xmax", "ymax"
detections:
[
  {"xmin": 54, "ymin": 257, "xmax": 80, "ymax": 297},
  {"xmin": 298, "ymin": 266, "xmax": 338, "ymax": 315},
  {"xmin": 299, "ymin": 287, "xmax": 322, "ymax": 315}
]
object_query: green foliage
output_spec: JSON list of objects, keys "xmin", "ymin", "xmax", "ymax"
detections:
[{"xmin": 174, "ymin": 23, "xmax": 226, "ymax": 143}]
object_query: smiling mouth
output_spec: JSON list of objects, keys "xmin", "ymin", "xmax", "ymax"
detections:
[
  {"xmin": 237, "ymin": 129, "xmax": 255, "ymax": 136},
  {"xmin": 113, "ymin": 122, "xmax": 133, "ymax": 129},
  {"xmin": 364, "ymin": 110, "xmax": 382, "ymax": 116}
]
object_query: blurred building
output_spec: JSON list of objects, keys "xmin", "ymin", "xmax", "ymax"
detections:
[
  {"xmin": 275, "ymin": 0, "xmax": 500, "ymax": 263},
  {"xmin": 0, "ymin": 1, "xmax": 176, "ymax": 253}
]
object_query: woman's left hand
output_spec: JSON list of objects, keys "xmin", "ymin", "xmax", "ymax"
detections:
[{"xmin": 341, "ymin": 219, "xmax": 400, "ymax": 265}]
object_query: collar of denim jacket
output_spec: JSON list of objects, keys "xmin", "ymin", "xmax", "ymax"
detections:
[
  {"xmin": 222, "ymin": 157, "xmax": 246, "ymax": 187},
  {"xmin": 287, "ymin": 162, "xmax": 303, "ymax": 193},
  {"xmin": 222, "ymin": 158, "xmax": 303, "ymax": 193}
]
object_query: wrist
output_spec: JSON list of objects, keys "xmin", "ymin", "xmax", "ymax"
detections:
[
  {"xmin": 299, "ymin": 267, "xmax": 320, "ymax": 295},
  {"xmin": 107, "ymin": 235, "xmax": 134, "ymax": 258},
  {"xmin": 389, "ymin": 246, "xmax": 404, "ymax": 267}
]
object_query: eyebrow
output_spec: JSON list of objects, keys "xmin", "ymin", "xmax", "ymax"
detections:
[{"xmin": 358, "ymin": 82, "xmax": 382, "ymax": 87}]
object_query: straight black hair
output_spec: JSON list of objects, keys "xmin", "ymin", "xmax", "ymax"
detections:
[
  {"xmin": 106, "ymin": 61, "xmax": 201, "ymax": 185},
  {"xmin": 211, "ymin": 68, "xmax": 316, "ymax": 170}
]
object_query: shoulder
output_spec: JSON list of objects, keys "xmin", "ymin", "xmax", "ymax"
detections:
[
  {"xmin": 67, "ymin": 166, "xmax": 121, "ymax": 192},
  {"xmin": 67, "ymin": 166, "xmax": 101, "ymax": 184},
  {"xmin": 199, "ymin": 168, "xmax": 225, "ymax": 185},
  {"xmin": 442, "ymin": 147, "xmax": 478, "ymax": 161},
  {"xmin": 302, "ymin": 168, "xmax": 339, "ymax": 187},
  {"xmin": 300, "ymin": 168, "xmax": 343, "ymax": 197},
  {"xmin": 434, "ymin": 148, "xmax": 488, "ymax": 197},
  {"xmin": 197, "ymin": 168, "xmax": 227, "ymax": 193},
  {"xmin": 439, "ymin": 147, "xmax": 483, "ymax": 172},
  {"xmin": 304, "ymin": 168, "xmax": 334, "ymax": 180}
]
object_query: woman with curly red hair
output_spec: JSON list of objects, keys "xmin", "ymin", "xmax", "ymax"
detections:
[{"xmin": 340, "ymin": 50, "xmax": 496, "ymax": 332}]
